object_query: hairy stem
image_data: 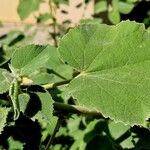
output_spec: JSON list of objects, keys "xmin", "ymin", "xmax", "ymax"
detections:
[
  {"xmin": 9, "ymin": 79, "xmax": 20, "ymax": 120},
  {"xmin": 54, "ymin": 102, "xmax": 102, "ymax": 117},
  {"xmin": 45, "ymin": 118, "xmax": 62, "ymax": 150},
  {"xmin": 42, "ymin": 79, "xmax": 71, "ymax": 89}
]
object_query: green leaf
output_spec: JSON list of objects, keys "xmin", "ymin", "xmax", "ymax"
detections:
[
  {"xmin": 118, "ymin": 2, "xmax": 134, "ymax": 14},
  {"xmin": 0, "ymin": 107, "xmax": 10, "ymax": 134},
  {"xmin": 32, "ymin": 91, "xmax": 55, "ymax": 124},
  {"xmin": 95, "ymin": 1, "xmax": 107, "ymax": 14},
  {"xmin": 121, "ymin": 136, "xmax": 134, "ymax": 149},
  {"xmin": 58, "ymin": 21, "xmax": 150, "ymax": 126},
  {"xmin": 80, "ymin": 18, "xmax": 102, "ymax": 24},
  {"xmin": 147, "ymin": 27, "xmax": 150, "ymax": 33},
  {"xmin": 44, "ymin": 45, "xmax": 73, "ymax": 82},
  {"xmin": 17, "ymin": 0, "xmax": 42, "ymax": 20},
  {"xmin": 8, "ymin": 137, "xmax": 24, "ymax": 150},
  {"xmin": 108, "ymin": 122, "xmax": 134, "ymax": 148},
  {"xmin": 108, "ymin": 9, "xmax": 120, "ymax": 24},
  {"xmin": 53, "ymin": 0, "xmax": 69, "ymax": 5},
  {"xmin": 0, "ymin": 69, "xmax": 10, "ymax": 93},
  {"xmin": 30, "ymin": 72, "xmax": 54, "ymax": 85},
  {"xmin": 127, "ymin": 0, "xmax": 139, "ymax": 3},
  {"xmin": 109, "ymin": 122, "xmax": 129, "ymax": 139},
  {"xmin": 37, "ymin": 92, "xmax": 53, "ymax": 122},
  {"xmin": 67, "ymin": 115, "xmax": 83, "ymax": 139},
  {"xmin": 37, "ymin": 13, "xmax": 52, "ymax": 23},
  {"xmin": 18, "ymin": 93, "xmax": 30, "ymax": 113},
  {"xmin": 0, "ymin": 31, "xmax": 24, "ymax": 45},
  {"xmin": 70, "ymin": 120, "xmax": 99, "ymax": 150},
  {"xmin": 29, "ymin": 45, "xmax": 73, "ymax": 85},
  {"xmin": 11, "ymin": 45, "xmax": 51, "ymax": 75},
  {"xmin": 107, "ymin": 0, "xmax": 120, "ymax": 24}
]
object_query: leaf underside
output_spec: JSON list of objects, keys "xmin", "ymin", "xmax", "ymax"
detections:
[{"xmin": 58, "ymin": 21, "xmax": 150, "ymax": 126}]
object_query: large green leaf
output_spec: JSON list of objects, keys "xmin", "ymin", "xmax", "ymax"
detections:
[
  {"xmin": 11, "ymin": 45, "xmax": 51, "ymax": 75},
  {"xmin": 17, "ymin": 0, "xmax": 42, "ymax": 20},
  {"xmin": 0, "ymin": 107, "xmax": 10, "ymax": 134},
  {"xmin": 58, "ymin": 21, "xmax": 150, "ymax": 126}
]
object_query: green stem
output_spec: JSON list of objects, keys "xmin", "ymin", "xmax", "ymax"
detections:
[
  {"xmin": 49, "ymin": 0, "xmax": 58, "ymax": 47},
  {"xmin": 53, "ymin": 102, "xmax": 102, "ymax": 117},
  {"xmin": 42, "ymin": 79, "xmax": 71, "ymax": 89},
  {"xmin": 45, "ymin": 118, "xmax": 61, "ymax": 150}
]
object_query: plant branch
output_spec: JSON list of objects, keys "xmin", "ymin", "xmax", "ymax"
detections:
[
  {"xmin": 53, "ymin": 102, "xmax": 102, "ymax": 117},
  {"xmin": 49, "ymin": 0, "xmax": 58, "ymax": 47},
  {"xmin": 21, "ymin": 77, "xmax": 71, "ymax": 89},
  {"xmin": 45, "ymin": 117, "xmax": 62, "ymax": 150},
  {"xmin": 42, "ymin": 79, "xmax": 71, "ymax": 89}
]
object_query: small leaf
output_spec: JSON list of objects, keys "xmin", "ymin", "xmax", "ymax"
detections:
[
  {"xmin": 0, "ymin": 69, "xmax": 10, "ymax": 94},
  {"xmin": 80, "ymin": 18, "xmax": 102, "ymax": 24},
  {"xmin": 37, "ymin": 13, "xmax": 52, "ymax": 23},
  {"xmin": 109, "ymin": 122, "xmax": 129, "ymax": 139},
  {"xmin": 32, "ymin": 91, "xmax": 56, "ymax": 125},
  {"xmin": 95, "ymin": 1, "xmax": 107, "ymax": 14},
  {"xmin": 11, "ymin": 45, "xmax": 51, "ymax": 75},
  {"xmin": 108, "ymin": 9, "xmax": 120, "ymax": 24},
  {"xmin": 17, "ymin": 0, "xmax": 42, "ymax": 20},
  {"xmin": 37, "ymin": 92, "xmax": 53, "ymax": 123},
  {"xmin": 30, "ymin": 72, "xmax": 54, "ymax": 85},
  {"xmin": 127, "ymin": 0, "xmax": 139, "ymax": 3},
  {"xmin": 19, "ymin": 93, "xmax": 30, "ymax": 113},
  {"xmin": 29, "ymin": 45, "xmax": 73, "ymax": 85},
  {"xmin": 0, "ymin": 31, "xmax": 24, "ymax": 45},
  {"xmin": 70, "ymin": 120, "xmax": 99, "ymax": 150},
  {"xmin": 58, "ymin": 21, "xmax": 150, "ymax": 126},
  {"xmin": 0, "ymin": 107, "xmax": 10, "ymax": 134},
  {"xmin": 118, "ymin": 2, "xmax": 134, "ymax": 14},
  {"xmin": 44, "ymin": 45, "xmax": 73, "ymax": 82},
  {"xmin": 53, "ymin": 0, "xmax": 69, "ymax": 5},
  {"xmin": 121, "ymin": 137, "xmax": 134, "ymax": 149},
  {"xmin": 8, "ymin": 137, "xmax": 24, "ymax": 150}
]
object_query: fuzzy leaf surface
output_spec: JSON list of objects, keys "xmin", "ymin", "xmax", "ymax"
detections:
[
  {"xmin": 30, "ymin": 91, "xmax": 56, "ymax": 125},
  {"xmin": 58, "ymin": 21, "xmax": 150, "ymax": 126},
  {"xmin": 0, "ymin": 107, "xmax": 10, "ymax": 134},
  {"xmin": 11, "ymin": 45, "xmax": 50, "ymax": 75},
  {"xmin": 26, "ymin": 45, "xmax": 73, "ymax": 85},
  {"xmin": 0, "ymin": 69, "xmax": 10, "ymax": 93}
]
